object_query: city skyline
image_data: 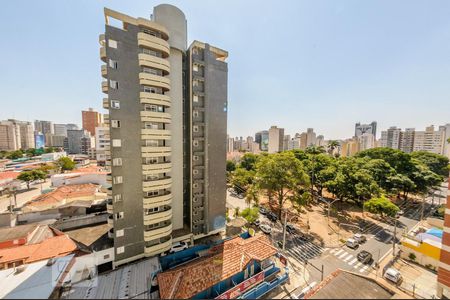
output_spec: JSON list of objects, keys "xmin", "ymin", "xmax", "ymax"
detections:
[{"xmin": 1, "ymin": 0, "xmax": 450, "ymax": 140}]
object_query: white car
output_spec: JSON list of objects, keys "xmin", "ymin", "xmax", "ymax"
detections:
[
  {"xmin": 169, "ymin": 241, "xmax": 188, "ymax": 254},
  {"xmin": 346, "ymin": 238, "xmax": 359, "ymax": 249},
  {"xmin": 384, "ymin": 268, "xmax": 402, "ymax": 284},
  {"xmin": 259, "ymin": 224, "xmax": 272, "ymax": 234}
]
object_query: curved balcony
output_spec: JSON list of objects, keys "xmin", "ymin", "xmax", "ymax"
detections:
[
  {"xmin": 102, "ymin": 81, "xmax": 108, "ymax": 94},
  {"xmin": 100, "ymin": 46, "xmax": 106, "ymax": 63},
  {"xmin": 143, "ymin": 177, "xmax": 172, "ymax": 189},
  {"xmin": 106, "ymin": 199, "xmax": 113, "ymax": 213},
  {"xmin": 139, "ymin": 92, "xmax": 171, "ymax": 107},
  {"xmin": 99, "ymin": 34, "xmax": 106, "ymax": 46},
  {"xmin": 143, "ymin": 192, "xmax": 172, "ymax": 209},
  {"xmin": 144, "ymin": 236, "xmax": 172, "ymax": 257},
  {"xmin": 102, "ymin": 98, "xmax": 109, "ymax": 109},
  {"xmin": 141, "ymin": 147, "xmax": 171, "ymax": 158},
  {"xmin": 107, "ymin": 214, "xmax": 114, "ymax": 226},
  {"xmin": 139, "ymin": 73, "xmax": 170, "ymax": 91},
  {"xmin": 108, "ymin": 228, "xmax": 114, "ymax": 239},
  {"xmin": 141, "ymin": 129, "xmax": 171, "ymax": 140},
  {"xmin": 106, "ymin": 173, "xmax": 112, "ymax": 183},
  {"xmin": 106, "ymin": 187, "xmax": 112, "ymax": 196},
  {"xmin": 137, "ymin": 34, "xmax": 170, "ymax": 58},
  {"xmin": 101, "ymin": 65, "xmax": 107, "ymax": 78},
  {"xmin": 142, "ymin": 162, "xmax": 171, "ymax": 174},
  {"xmin": 144, "ymin": 223, "xmax": 172, "ymax": 242},
  {"xmin": 143, "ymin": 207, "xmax": 172, "ymax": 225},
  {"xmin": 138, "ymin": 53, "xmax": 170, "ymax": 74},
  {"xmin": 137, "ymin": 19, "xmax": 169, "ymax": 40},
  {"xmin": 140, "ymin": 111, "xmax": 171, "ymax": 124}
]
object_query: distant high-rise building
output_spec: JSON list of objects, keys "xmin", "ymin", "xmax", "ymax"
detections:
[
  {"xmin": 226, "ymin": 135, "xmax": 234, "ymax": 153},
  {"xmin": 0, "ymin": 120, "xmax": 21, "ymax": 151},
  {"xmin": 380, "ymin": 126, "xmax": 401, "ymax": 149},
  {"xmin": 259, "ymin": 130, "xmax": 269, "ymax": 151},
  {"xmin": 100, "ymin": 6, "xmax": 228, "ymax": 265},
  {"xmin": 355, "ymin": 121, "xmax": 377, "ymax": 138},
  {"xmin": 95, "ymin": 126, "xmax": 110, "ymax": 166},
  {"xmin": 8, "ymin": 119, "xmax": 35, "ymax": 150},
  {"xmin": 439, "ymin": 124, "xmax": 450, "ymax": 159},
  {"xmin": 283, "ymin": 135, "xmax": 291, "ymax": 151},
  {"xmin": 53, "ymin": 124, "xmax": 69, "ymax": 137},
  {"xmin": 34, "ymin": 120, "xmax": 53, "ymax": 136},
  {"xmin": 399, "ymin": 128, "xmax": 415, "ymax": 153},
  {"xmin": 82, "ymin": 108, "xmax": 102, "ymax": 136},
  {"xmin": 66, "ymin": 124, "xmax": 79, "ymax": 131},
  {"xmin": 299, "ymin": 132, "xmax": 308, "ymax": 150},
  {"xmin": 358, "ymin": 133, "xmax": 375, "ymax": 151},
  {"xmin": 341, "ymin": 138, "xmax": 359, "ymax": 157},
  {"xmin": 268, "ymin": 126, "xmax": 284, "ymax": 153},
  {"xmin": 413, "ymin": 125, "xmax": 445, "ymax": 154},
  {"xmin": 316, "ymin": 135, "xmax": 325, "ymax": 147},
  {"xmin": 64, "ymin": 129, "xmax": 93, "ymax": 154},
  {"xmin": 306, "ymin": 128, "xmax": 316, "ymax": 147},
  {"xmin": 47, "ymin": 134, "xmax": 66, "ymax": 147}
]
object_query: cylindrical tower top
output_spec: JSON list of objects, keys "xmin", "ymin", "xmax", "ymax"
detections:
[{"xmin": 153, "ymin": 4, "xmax": 187, "ymax": 52}]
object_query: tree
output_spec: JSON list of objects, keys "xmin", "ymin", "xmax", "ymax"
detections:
[
  {"xmin": 356, "ymin": 148, "xmax": 416, "ymax": 176},
  {"xmin": 17, "ymin": 171, "xmax": 36, "ymax": 190},
  {"xmin": 327, "ymin": 140, "xmax": 340, "ymax": 156},
  {"xmin": 245, "ymin": 185, "xmax": 259, "ymax": 207},
  {"xmin": 301, "ymin": 153, "xmax": 336, "ymax": 196},
  {"xmin": 364, "ymin": 195, "xmax": 399, "ymax": 218},
  {"xmin": 56, "ymin": 157, "xmax": 75, "ymax": 173},
  {"xmin": 6, "ymin": 150, "xmax": 23, "ymax": 160},
  {"xmin": 45, "ymin": 147, "xmax": 56, "ymax": 153},
  {"xmin": 230, "ymin": 168, "xmax": 255, "ymax": 194},
  {"xmin": 226, "ymin": 160, "xmax": 236, "ymax": 173},
  {"xmin": 409, "ymin": 159, "xmax": 442, "ymax": 195},
  {"xmin": 240, "ymin": 207, "xmax": 259, "ymax": 223},
  {"xmin": 255, "ymin": 152, "xmax": 310, "ymax": 219},
  {"xmin": 411, "ymin": 151, "xmax": 449, "ymax": 178},
  {"xmin": 388, "ymin": 174, "xmax": 415, "ymax": 199},
  {"xmin": 239, "ymin": 153, "xmax": 259, "ymax": 171},
  {"xmin": 32, "ymin": 169, "xmax": 47, "ymax": 181}
]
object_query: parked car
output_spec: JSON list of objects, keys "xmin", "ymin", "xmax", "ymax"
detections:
[
  {"xmin": 353, "ymin": 233, "xmax": 367, "ymax": 244},
  {"xmin": 286, "ymin": 224, "xmax": 296, "ymax": 234},
  {"xmin": 252, "ymin": 219, "xmax": 261, "ymax": 226},
  {"xmin": 397, "ymin": 210, "xmax": 404, "ymax": 216},
  {"xmin": 259, "ymin": 224, "xmax": 272, "ymax": 234},
  {"xmin": 384, "ymin": 268, "xmax": 402, "ymax": 284},
  {"xmin": 346, "ymin": 238, "xmax": 359, "ymax": 249},
  {"xmin": 169, "ymin": 241, "xmax": 189, "ymax": 254},
  {"xmin": 267, "ymin": 212, "xmax": 278, "ymax": 222},
  {"xmin": 259, "ymin": 207, "xmax": 268, "ymax": 215},
  {"xmin": 357, "ymin": 250, "xmax": 373, "ymax": 264}
]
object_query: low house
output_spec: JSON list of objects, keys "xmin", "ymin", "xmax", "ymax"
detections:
[
  {"xmin": 51, "ymin": 166, "xmax": 107, "ymax": 187},
  {"xmin": 400, "ymin": 226, "xmax": 442, "ymax": 270}
]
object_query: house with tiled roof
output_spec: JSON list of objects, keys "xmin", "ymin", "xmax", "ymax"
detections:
[{"xmin": 157, "ymin": 234, "xmax": 289, "ymax": 299}]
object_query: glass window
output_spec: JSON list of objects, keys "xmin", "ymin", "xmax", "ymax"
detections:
[
  {"xmin": 108, "ymin": 39, "xmax": 118, "ymax": 48},
  {"xmin": 109, "ymin": 80, "xmax": 119, "ymax": 89},
  {"xmin": 111, "ymin": 100, "xmax": 120, "ymax": 109},
  {"xmin": 113, "ymin": 194, "xmax": 122, "ymax": 202},
  {"xmin": 109, "ymin": 59, "xmax": 118, "ymax": 69},
  {"xmin": 111, "ymin": 120, "xmax": 121, "ymax": 128},
  {"xmin": 116, "ymin": 229, "xmax": 124, "ymax": 237},
  {"xmin": 112, "ymin": 158, "xmax": 122, "ymax": 166},
  {"xmin": 116, "ymin": 246, "xmax": 124, "ymax": 254},
  {"xmin": 112, "ymin": 139, "xmax": 121, "ymax": 147}
]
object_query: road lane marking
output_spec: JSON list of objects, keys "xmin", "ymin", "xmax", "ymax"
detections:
[
  {"xmin": 354, "ymin": 262, "xmax": 362, "ymax": 269},
  {"xmin": 329, "ymin": 248, "xmax": 338, "ymax": 254},
  {"xmin": 338, "ymin": 252, "xmax": 349, "ymax": 259},
  {"xmin": 344, "ymin": 255, "xmax": 353, "ymax": 262},
  {"xmin": 348, "ymin": 258, "xmax": 357, "ymax": 265},
  {"xmin": 359, "ymin": 265, "xmax": 369, "ymax": 273},
  {"xmin": 334, "ymin": 249, "xmax": 344, "ymax": 256}
]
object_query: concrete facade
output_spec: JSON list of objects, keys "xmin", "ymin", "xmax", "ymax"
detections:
[
  {"xmin": 82, "ymin": 108, "xmax": 102, "ymax": 137},
  {"xmin": 268, "ymin": 126, "xmax": 284, "ymax": 153}
]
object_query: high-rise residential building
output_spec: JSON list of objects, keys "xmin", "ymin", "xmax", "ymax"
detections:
[
  {"xmin": 306, "ymin": 128, "xmax": 316, "ymax": 147},
  {"xmin": 380, "ymin": 126, "xmax": 401, "ymax": 149},
  {"xmin": 226, "ymin": 135, "xmax": 234, "ymax": 153},
  {"xmin": 437, "ymin": 177, "xmax": 450, "ymax": 298},
  {"xmin": 299, "ymin": 132, "xmax": 308, "ymax": 149},
  {"xmin": 316, "ymin": 135, "xmax": 325, "ymax": 147},
  {"xmin": 341, "ymin": 138, "xmax": 359, "ymax": 157},
  {"xmin": 413, "ymin": 125, "xmax": 445, "ymax": 154},
  {"xmin": 357, "ymin": 133, "xmax": 375, "ymax": 151},
  {"xmin": 100, "ymin": 5, "xmax": 227, "ymax": 266},
  {"xmin": 268, "ymin": 126, "xmax": 284, "ymax": 153},
  {"xmin": 439, "ymin": 124, "xmax": 450, "ymax": 159},
  {"xmin": 0, "ymin": 120, "xmax": 21, "ymax": 151},
  {"xmin": 66, "ymin": 124, "xmax": 79, "ymax": 131},
  {"xmin": 288, "ymin": 135, "xmax": 301, "ymax": 150},
  {"xmin": 399, "ymin": 128, "xmax": 415, "ymax": 153},
  {"xmin": 254, "ymin": 131, "xmax": 262, "ymax": 146},
  {"xmin": 47, "ymin": 134, "xmax": 66, "ymax": 147},
  {"xmin": 95, "ymin": 126, "xmax": 110, "ymax": 166},
  {"xmin": 355, "ymin": 121, "xmax": 377, "ymax": 138},
  {"xmin": 64, "ymin": 129, "xmax": 93, "ymax": 154},
  {"xmin": 34, "ymin": 120, "xmax": 53, "ymax": 136},
  {"xmin": 54, "ymin": 124, "xmax": 69, "ymax": 137},
  {"xmin": 259, "ymin": 130, "xmax": 269, "ymax": 151},
  {"xmin": 283, "ymin": 134, "xmax": 290, "ymax": 151},
  {"xmin": 82, "ymin": 108, "xmax": 102, "ymax": 136},
  {"xmin": 8, "ymin": 119, "xmax": 35, "ymax": 150}
]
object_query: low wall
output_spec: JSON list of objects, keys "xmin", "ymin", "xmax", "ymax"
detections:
[{"xmin": 53, "ymin": 213, "xmax": 108, "ymax": 231}]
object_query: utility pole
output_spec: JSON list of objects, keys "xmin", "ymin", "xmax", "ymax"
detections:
[
  {"xmin": 282, "ymin": 210, "xmax": 287, "ymax": 251},
  {"xmin": 420, "ymin": 192, "xmax": 426, "ymax": 221},
  {"xmin": 392, "ymin": 217, "xmax": 397, "ymax": 257}
]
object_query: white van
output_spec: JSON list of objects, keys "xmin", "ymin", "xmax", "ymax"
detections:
[
  {"xmin": 384, "ymin": 268, "xmax": 402, "ymax": 284},
  {"xmin": 346, "ymin": 238, "xmax": 359, "ymax": 249}
]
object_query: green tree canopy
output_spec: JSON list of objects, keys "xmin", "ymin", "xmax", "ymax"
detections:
[
  {"xmin": 226, "ymin": 160, "xmax": 236, "ymax": 173},
  {"xmin": 364, "ymin": 195, "xmax": 400, "ymax": 218},
  {"xmin": 56, "ymin": 157, "xmax": 76, "ymax": 173},
  {"xmin": 230, "ymin": 168, "xmax": 255, "ymax": 194},
  {"xmin": 240, "ymin": 207, "xmax": 259, "ymax": 223},
  {"xmin": 239, "ymin": 153, "xmax": 259, "ymax": 171},
  {"xmin": 255, "ymin": 152, "xmax": 310, "ymax": 218},
  {"xmin": 411, "ymin": 151, "xmax": 449, "ymax": 178},
  {"xmin": 17, "ymin": 171, "xmax": 35, "ymax": 189},
  {"xmin": 6, "ymin": 150, "xmax": 23, "ymax": 160}
]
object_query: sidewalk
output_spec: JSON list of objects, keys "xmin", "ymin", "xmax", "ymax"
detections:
[{"xmin": 267, "ymin": 254, "xmax": 310, "ymax": 299}]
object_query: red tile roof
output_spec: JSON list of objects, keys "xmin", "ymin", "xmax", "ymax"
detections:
[
  {"xmin": 27, "ymin": 183, "xmax": 99, "ymax": 208},
  {"xmin": 0, "ymin": 171, "xmax": 20, "ymax": 181},
  {"xmin": 0, "ymin": 233, "xmax": 77, "ymax": 265},
  {"xmin": 157, "ymin": 234, "xmax": 277, "ymax": 299},
  {"xmin": 68, "ymin": 165, "xmax": 107, "ymax": 174}
]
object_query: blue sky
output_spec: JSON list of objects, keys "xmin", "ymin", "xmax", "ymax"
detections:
[{"xmin": 1, "ymin": 0, "xmax": 449, "ymax": 140}]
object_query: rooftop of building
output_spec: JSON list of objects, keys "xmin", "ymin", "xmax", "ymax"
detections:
[
  {"xmin": 157, "ymin": 234, "xmax": 277, "ymax": 299},
  {"xmin": 24, "ymin": 183, "xmax": 102, "ymax": 211},
  {"xmin": 67, "ymin": 165, "xmax": 107, "ymax": 174},
  {"xmin": 0, "ymin": 224, "xmax": 39, "ymax": 244},
  {"xmin": 0, "ymin": 227, "xmax": 78, "ymax": 265},
  {"xmin": 305, "ymin": 269, "xmax": 395, "ymax": 299},
  {"xmin": 0, "ymin": 254, "xmax": 74, "ymax": 299},
  {"xmin": 63, "ymin": 257, "xmax": 160, "ymax": 299},
  {"xmin": 64, "ymin": 223, "xmax": 112, "ymax": 251},
  {"xmin": 0, "ymin": 171, "xmax": 20, "ymax": 181}
]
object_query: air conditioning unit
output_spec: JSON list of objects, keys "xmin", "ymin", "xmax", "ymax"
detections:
[
  {"xmin": 46, "ymin": 258, "xmax": 56, "ymax": 266},
  {"xmin": 14, "ymin": 265, "xmax": 27, "ymax": 274}
]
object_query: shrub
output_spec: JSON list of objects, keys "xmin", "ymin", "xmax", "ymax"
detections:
[{"xmin": 408, "ymin": 253, "xmax": 416, "ymax": 261}]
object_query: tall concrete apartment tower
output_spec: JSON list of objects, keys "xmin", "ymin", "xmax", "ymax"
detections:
[{"xmin": 100, "ymin": 5, "xmax": 227, "ymax": 266}]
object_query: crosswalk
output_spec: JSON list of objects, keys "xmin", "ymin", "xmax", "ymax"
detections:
[
  {"xmin": 328, "ymin": 248, "xmax": 372, "ymax": 273},
  {"xmin": 285, "ymin": 237, "xmax": 326, "ymax": 262}
]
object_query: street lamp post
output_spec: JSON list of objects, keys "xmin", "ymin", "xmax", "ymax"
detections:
[
  {"xmin": 392, "ymin": 216, "xmax": 398, "ymax": 257},
  {"xmin": 327, "ymin": 198, "xmax": 340, "ymax": 229}
]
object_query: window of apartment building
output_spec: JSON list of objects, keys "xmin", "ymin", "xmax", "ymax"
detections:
[
  {"xmin": 193, "ymin": 125, "xmax": 199, "ymax": 132},
  {"xmin": 111, "ymin": 120, "xmax": 121, "ymax": 128},
  {"xmin": 111, "ymin": 100, "xmax": 120, "ymax": 109},
  {"xmin": 113, "ymin": 176, "xmax": 123, "ymax": 184},
  {"xmin": 112, "ymin": 139, "xmax": 121, "ymax": 147},
  {"xmin": 116, "ymin": 229, "xmax": 124, "ymax": 237},
  {"xmin": 112, "ymin": 158, "xmax": 122, "ymax": 166},
  {"xmin": 115, "ymin": 212, "xmax": 124, "ymax": 219},
  {"xmin": 145, "ymin": 157, "xmax": 158, "ymax": 164},
  {"xmin": 109, "ymin": 59, "xmax": 118, "ymax": 69},
  {"xmin": 143, "ymin": 86, "xmax": 162, "ymax": 94},
  {"xmin": 144, "ymin": 122, "xmax": 159, "ymax": 129},
  {"xmin": 141, "ymin": 28, "xmax": 160, "ymax": 37},
  {"xmin": 116, "ymin": 246, "xmax": 124, "ymax": 255},
  {"xmin": 193, "ymin": 111, "xmax": 199, "ymax": 118},
  {"xmin": 193, "ymin": 169, "xmax": 198, "ymax": 175},
  {"xmin": 144, "ymin": 104, "xmax": 164, "ymax": 112},
  {"xmin": 193, "ymin": 183, "xmax": 198, "ymax": 188},
  {"xmin": 109, "ymin": 80, "xmax": 119, "ymax": 89},
  {"xmin": 142, "ymin": 47, "xmax": 162, "ymax": 58},
  {"xmin": 145, "ymin": 139, "xmax": 159, "ymax": 147},
  {"xmin": 193, "ymin": 64, "xmax": 199, "ymax": 72},
  {"xmin": 146, "ymin": 174, "xmax": 159, "ymax": 181},
  {"xmin": 108, "ymin": 39, "xmax": 118, "ymax": 48},
  {"xmin": 193, "ymin": 80, "xmax": 198, "ymax": 87},
  {"xmin": 113, "ymin": 194, "xmax": 122, "ymax": 202},
  {"xmin": 147, "ymin": 190, "xmax": 159, "ymax": 197},
  {"xmin": 145, "ymin": 207, "xmax": 160, "ymax": 214},
  {"xmin": 193, "ymin": 95, "xmax": 199, "ymax": 102},
  {"xmin": 142, "ymin": 67, "xmax": 161, "ymax": 76},
  {"xmin": 193, "ymin": 155, "xmax": 199, "ymax": 161},
  {"xmin": 193, "ymin": 140, "xmax": 199, "ymax": 147},
  {"xmin": 192, "ymin": 48, "xmax": 198, "ymax": 55}
]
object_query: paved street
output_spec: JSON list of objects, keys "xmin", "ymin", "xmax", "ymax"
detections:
[{"xmin": 0, "ymin": 181, "xmax": 51, "ymax": 212}]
